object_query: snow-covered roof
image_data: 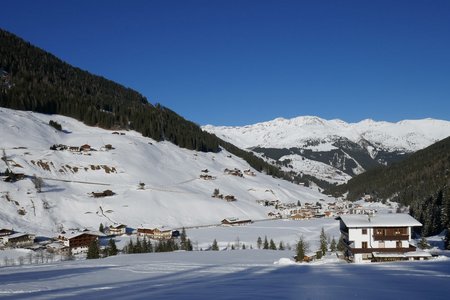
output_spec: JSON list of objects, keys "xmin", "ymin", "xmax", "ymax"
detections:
[
  {"xmin": 3, "ymin": 232, "xmax": 35, "ymax": 239},
  {"xmin": 405, "ymin": 251, "xmax": 432, "ymax": 258},
  {"xmin": 340, "ymin": 214, "xmax": 422, "ymax": 228},
  {"xmin": 60, "ymin": 231, "xmax": 104, "ymax": 240},
  {"xmin": 110, "ymin": 224, "xmax": 127, "ymax": 229}
]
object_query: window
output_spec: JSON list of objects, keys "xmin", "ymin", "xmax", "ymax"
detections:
[
  {"xmin": 362, "ymin": 242, "xmax": 368, "ymax": 249},
  {"xmin": 362, "ymin": 229, "xmax": 367, "ymax": 235}
]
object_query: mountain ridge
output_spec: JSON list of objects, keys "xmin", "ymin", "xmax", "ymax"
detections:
[{"xmin": 203, "ymin": 116, "xmax": 450, "ymax": 186}]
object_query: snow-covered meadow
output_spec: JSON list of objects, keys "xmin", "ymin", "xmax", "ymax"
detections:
[{"xmin": 1, "ymin": 250, "xmax": 449, "ymax": 299}]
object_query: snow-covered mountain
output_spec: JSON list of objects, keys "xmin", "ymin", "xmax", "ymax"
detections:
[
  {"xmin": 203, "ymin": 116, "xmax": 450, "ymax": 184},
  {"xmin": 0, "ymin": 108, "xmax": 332, "ymax": 236}
]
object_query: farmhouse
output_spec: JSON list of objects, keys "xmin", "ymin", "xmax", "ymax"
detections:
[
  {"xmin": 92, "ymin": 190, "xmax": 115, "ymax": 198},
  {"xmin": 80, "ymin": 144, "xmax": 91, "ymax": 152},
  {"xmin": 0, "ymin": 228, "xmax": 14, "ymax": 237},
  {"xmin": 109, "ymin": 224, "xmax": 127, "ymax": 235},
  {"xmin": 58, "ymin": 231, "xmax": 102, "ymax": 254},
  {"xmin": 0, "ymin": 233, "xmax": 35, "ymax": 247},
  {"xmin": 339, "ymin": 213, "xmax": 428, "ymax": 263},
  {"xmin": 137, "ymin": 227, "xmax": 174, "ymax": 240},
  {"xmin": 221, "ymin": 218, "xmax": 252, "ymax": 226}
]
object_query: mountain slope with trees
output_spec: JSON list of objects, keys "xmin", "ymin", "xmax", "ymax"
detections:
[
  {"xmin": 329, "ymin": 137, "xmax": 450, "ymax": 239},
  {"xmin": 0, "ymin": 28, "xmax": 287, "ymax": 178}
]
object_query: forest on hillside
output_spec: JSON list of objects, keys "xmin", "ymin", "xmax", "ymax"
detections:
[
  {"xmin": 329, "ymin": 137, "xmax": 450, "ymax": 239},
  {"xmin": 0, "ymin": 28, "xmax": 295, "ymax": 180}
]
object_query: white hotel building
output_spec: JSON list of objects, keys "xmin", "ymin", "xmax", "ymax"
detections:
[{"xmin": 339, "ymin": 213, "xmax": 430, "ymax": 263}]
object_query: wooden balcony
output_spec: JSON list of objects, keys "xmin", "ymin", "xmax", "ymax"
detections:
[
  {"xmin": 373, "ymin": 234, "xmax": 409, "ymax": 241},
  {"xmin": 350, "ymin": 245, "xmax": 416, "ymax": 254}
]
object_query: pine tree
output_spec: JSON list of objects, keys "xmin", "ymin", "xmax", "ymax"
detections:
[
  {"xmin": 108, "ymin": 239, "xmax": 118, "ymax": 256},
  {"xmin": 185, "ymin": 238, "xmax": 193, "ymax": 251},
  {"xmin": 257, "ymin": 236, "xmax": 262, "ymax": 249},
  {"xmin": 86, "ymin": 239, "xmax": 100, "ymax": 259},
  {"xmin": 278, "ymin": 241, "xmax": 285, "ymax": 250},
  {"xmin": 418, "ymin": 236, "xmax": 430, "ymax": 249},
  {"xmin": 126, "ymin": 239, "xmax": 134, "ymax": 254},
  {"xmin": 296, "ymin": 236, "xmax": 308, "ymax": 262},
  {"xmin": 269, "ymin": 239, "xmax": 277, "ymax": 250},
  {"xmin": 320, "ymin": 227, "xmax": 328, "ymax": 256},
  {"xmin": 330, "ymin": 237, "xmax": 337, "ymax": 252},
  {"xmin": 135, "ymin": 237, "xmax": 142, "ymax": 253},
  {"xmin": 263, "ymin": 236, "xmax": 269, "ymax": 250},
  {"xmin": 211, "ymin": 239, "xmax": 219, "ymax": 251},
  {"xmin": 99, "ymin": 223, "xmax": 105, "ymax": 233},
  {"xmin": 337, "ymin": 235, "xmax": 346, "ymax": 252},
  {"xmin": 242, "ymin": 243, "xmax": 246, "ymax": 250}
]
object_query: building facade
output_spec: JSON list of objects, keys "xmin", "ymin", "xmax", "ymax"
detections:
[{"xmin": 339, "ymin": 214, "xmax": 425, "ymax": 263}]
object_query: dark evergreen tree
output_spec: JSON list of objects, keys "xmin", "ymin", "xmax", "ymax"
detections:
[
  {"xmin": 320, "ymin": 227, "xmax": 328, "ymax": 256},
  {"xmin": 99, "ymin": 223, "xmax": 105, "ymax": 234},
  {"xmin": 418, "ymin": 236, "xmax": 430, "ymax": 249},
  {"xmin": 86, "ymin": 239, "xmax": 100, "ymax": 259},
  {"xmin": 296, "ymin": 237, "xmax": 308, "ymax": 262},
  {"xmin": 330, "ymin": 237, "xmax": 337, "ymax": 252},
  {"xmin": 263, "ymin": 236, "xmax": 269, "ymax": 250},
  {"xmin": 126, "ymin": 239, "xmax": 134, "ymax": 254},
  {"xmin": 337, "ymin": 235, "xmax": 346, "ymax": 252},
  {"xmin": 211, "ymin": 239, "xmax": 219, "ymax": 251},
  {"xmin": 269, "ymin": 239, "xmax": 277, "ymax": 250},
  {"xmin": 278, "ymin": 241, "xmax": 285, "ymax": 250},
  {"xmin": 108, "ymin": 238, "xmax": 118, "ymax": 256},
  {"xmin": 257, "ymin": 236, "xmax": 262, "ymax": 249},
  {"xmin": 135, "ymin": 237, "xmax": 143, "ymax": 253},
  {"xmin": 185, "ymin": 238, "xmax": 193, "ymax": 251}
]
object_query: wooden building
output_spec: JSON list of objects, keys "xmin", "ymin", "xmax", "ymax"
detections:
[
  {"xmin": 137, "ymin": 227, "xmax": 173, "ymax": 240},
  {"xmin": 0, "ymin": 233, "xmax": 35, "ymax": 247},
  {"xmin": 0, "ymin": 228, "xmax": 14, "ymax": 237},
  {"xmin": 221, "ymin": 218, "xmax": 252, "ymax": 226},
  {"xmin": 58, "ymin": 231, "xmax": 101, "ymax": 254},
  {"xmin": 109, "ymin": 224, "xmax": 127, "ymax": 236}
]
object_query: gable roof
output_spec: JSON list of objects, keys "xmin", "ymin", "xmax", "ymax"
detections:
[{"xmin": 340, "ymin": 213, "xmax": 422, "ymax": 228}]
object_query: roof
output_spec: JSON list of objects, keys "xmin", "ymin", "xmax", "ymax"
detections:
[
  {"xmin": 110, "ymin": 224, "xmax": 127, "ymax": 229},
  {"xmin": 340, "ymin": 213, "xmax": 422, "ymax": 228},
  {"xmin": 3, "ymin": 232, "xmax": 35, "ymax": 239},
  {"xmin": 60, "ymin": 231, "xmax": 104, "ymax": 240}
]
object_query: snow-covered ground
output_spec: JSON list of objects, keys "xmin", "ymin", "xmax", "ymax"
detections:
[
  {"xmin": 0, "ymin": 108, "xmax": 335, "ymax": 236},
  {"xmin": 0, "ymin": 250, "xmax": 449, "ymax": 299}
]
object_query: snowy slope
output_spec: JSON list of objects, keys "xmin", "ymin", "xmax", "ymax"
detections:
[
  {"xmin": 0, "ymin": 108, "xmax": 332, "ymax": 236},
  {"xmin": 203, "ymin": 116, "xmax": 450, "ymax": 183}
]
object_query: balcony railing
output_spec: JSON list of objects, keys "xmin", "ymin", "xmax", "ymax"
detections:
[{"xmin": 373, "ymin": 234, "xmax": 409, "ymax": 241}]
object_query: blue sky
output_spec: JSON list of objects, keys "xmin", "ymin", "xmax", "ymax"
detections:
[{"xmin": 1, "ymin": 0, "xmax": 449, "ymax": 126}]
